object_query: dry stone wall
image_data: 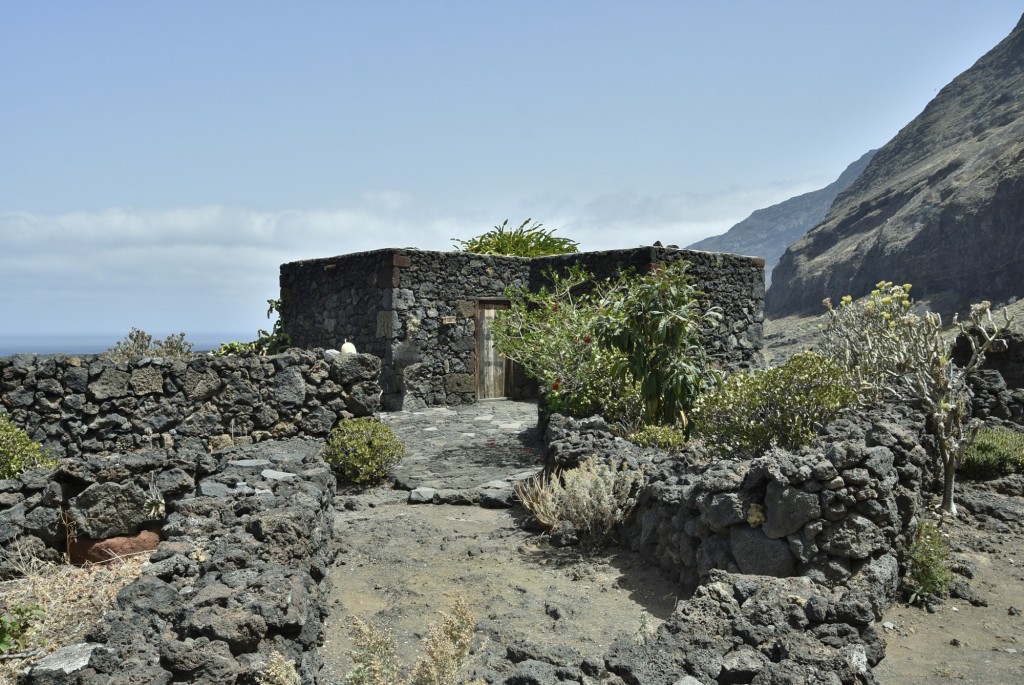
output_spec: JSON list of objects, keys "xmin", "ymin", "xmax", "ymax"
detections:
[
  {"xmin": 544, "ymin": 404, "xmax": 937, "ymax": 684},
  {"xmin": 7, "ymin": 438, "xmax": 335, "ymax": 684},
  {"xmin": 0, "ymin": 349, "xmax": 382, "ymax": 459}
]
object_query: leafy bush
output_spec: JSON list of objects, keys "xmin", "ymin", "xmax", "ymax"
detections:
[
  {"xmin": 453, "ymin": 218, "xmax": 578, "ymax": 257},
  {"xmin": 216, "ymin": 298, "xmax": 291, "ymax": 356},
  {"xmin": 105, "ymin": 328, "xmax": 194, "ymax": 361},
  {"xmin": 0, "ymin": 413, "xmax": 55, "ymax": 479},
  {"xmin": 821, "ymin": 281, "xmax": 1013, "ymax": 514},
  {"xmin": 514, "ymin": 456, "xmax": 641, "ymax": 546},
  {"xmin": 960, "ymin": 426, "xmax": 1024, "ymax": 480},
  {"xmin": 324, "ymin": 418, "xmax": 406, "ymax": 485},
  {"xmin": 345, "ymin": 599, "xmax": 480, "ymax": 685},
  {"xmin": 492, "ymin": 261, "xmax": 718, "ymax": 432},
  {"xmin": 692, "ymin": 351, "xmax": 857, "ymax": 456},
  {"xmin": 491, "ymin": 265, "xmax": 644, "ymax": 428},
  {"xmin": 592, "ymin": 260, "xmax": 721, "ymax": 430},
  {"xmin": 627, "ymin": 424, "xmax": 689, "ymax": 452},
  {"xmin": 904, "ymin": 520, "xmax": 954, "ymax": 606},
  {"xmin": 0, "ymin": 601, "xmax": 43, "ymax": 654}
]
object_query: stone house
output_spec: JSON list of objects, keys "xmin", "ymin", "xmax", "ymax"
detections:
[{"xmin": 279, "ymin": 245, "xmax": 765, "ymax": 410}]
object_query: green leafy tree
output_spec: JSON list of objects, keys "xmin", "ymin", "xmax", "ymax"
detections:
[
  {"xmin": 821, "ymin": 282, "xmax": 1013, "ymax": 515},
  {"xmin": 591, "ymin": 260, "xmax": 721, "ymax": 431},
  {"xmin": 452, "ymin": 219, "xmax": 579, "ymax": 257},
  {"xmin": 492, "ymin": 261, "xmax": 718, "ymax": 433}
]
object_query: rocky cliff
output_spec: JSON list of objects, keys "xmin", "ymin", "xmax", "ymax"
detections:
[
  {"xmin": 688, "ymin": 150, "xmax": 875, "ymax": 288},
  {"xmin": 766, "ymin": 14, "xmax": 1024, "ymax": 317}
]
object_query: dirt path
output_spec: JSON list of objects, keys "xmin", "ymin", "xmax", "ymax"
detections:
[
  {"xmin": 319, "ymin": 492, "xmax": 679, "ymax": 682},
  {"xmin": 316, "ymin": 400, "xmax": 1024, "ymax": 683},
  {"xmin": 874, "ymin": 482, "xmax": 1024, "ymax": 684}
]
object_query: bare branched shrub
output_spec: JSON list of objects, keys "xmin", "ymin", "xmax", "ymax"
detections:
[
  {"xmin": 515, "ymin": 456, "xmax": 641, "ymax": 545},
  {"xmin": 104, "ymin": 328, "xmax": 194, "ymax": 361},
  {"xmin": 821, "ymin": 282, "xmax": 1013, "ymax": 514},
  {"xmin": 409, "ymin": 599, "xmax": 477, "ymax": 685}
]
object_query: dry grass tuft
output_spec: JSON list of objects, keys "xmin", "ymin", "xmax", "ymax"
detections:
[
  {"xmin": 515, "ymin": 456, "xmax": 641, "ymax": 546},
  {"xmin": 344, "ymin": 599, "xmax": 482, "ymax": 685},
  {"xmin": 0, "ymin": 543, "xmax": 147, "ymax": 680}
]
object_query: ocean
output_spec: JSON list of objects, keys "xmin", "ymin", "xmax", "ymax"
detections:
[{"xmin": 0, "ymin": 333, "xmax": 252, "ymax": 357}]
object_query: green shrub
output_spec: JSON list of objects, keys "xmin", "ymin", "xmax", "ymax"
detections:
[
  {"xmin": 960, "ymin": 426, "xmax": 1024, "ymax": 480},
  {"xmin": 627, "ymin": 424, "xmax": 689, "ymax": 452},
  {"xmin": 324, "ymin": 418, "xmax": 406, "ymax": 485},
  {"xmin": 0, "ymin": 601, "xmax": 43, "ymax": 654},
  {"xmin": 592, "ymin": 260, "xmax": 721, "ymax": 431},
  {"xmin": 453, "ymin": 218, "xmax": 578, "ymax": 257},
  {"xmin": 492, "ymin": 261, "xmax": 718, "ymax": 433},
  {"xmin": 904, "ymin": 520, "xmax": 954, "ymax": 605},
  {"xmin": 692, "ymin": 351, "xmax": 857, "ymax": 456},
  {"xmin": 491, "ymin": 265, "xmax": 644, "ymax": 429},
  {"xmin": 105, "ymin": 328, "xmax": 194, "ymax": 361},
  {"xmin": 0, "ymin": 413, "xmax": 55, "ymax": 480},
  {"xmin": 514, "ymin": 456, "xmax": 641, "ymax": 546}
]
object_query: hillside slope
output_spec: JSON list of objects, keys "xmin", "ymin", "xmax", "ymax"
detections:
[
  {"xmin": 766, "ymin": 14, "xmax": 1024, "ymax": 317},
  {"xmin": 688, "ymin": 150, "xmax": 875, "ymax": 288}
]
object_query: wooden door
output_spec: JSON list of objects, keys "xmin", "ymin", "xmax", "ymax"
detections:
[{"xmin": 476, "ymin": 302, "xmax": 511, "ymax": 399}]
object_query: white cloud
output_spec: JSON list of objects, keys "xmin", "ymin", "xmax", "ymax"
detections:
[{"xmin": 0, "ymin": 180, "xmax": 814, "ymax": 335}]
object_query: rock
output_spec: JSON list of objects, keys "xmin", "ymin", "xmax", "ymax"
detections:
[
  {"xmin": 88, "ymin": 367, "xmax": 130, "ymax": 401},
  {"xmin": 730, "ymin": 525, "xmax": 795, "ymax": 577},
  {"xmin": 70, "ymin": 528, "xmax": 161, "ymax": 565},
  {"xmin": 763, "ymin": 482, "xmax": 822, "ymax": 539},
  {"xmin": 116, "ymin": 574, "xmax": 179, "ymax": 617},
  {"xmin": 409, "ymin": 487, "xmax": 438, "ymax": 503},
  {"xmin": 69, "ymin": 481, "xmax": 149, "ymax": 539},
  {"xmin": 159, "ymin": 637, "xmax": 243, "ymax": 684},
  {"xmin": 819, "ymin": 516, "xmax": 885, "ymax": 559},
  {"xmin": 185, "ymin": 606, "xmax": 268, "ymax": 655},
  {"xmin": 24, "ymin": 642, "xmax": 98, "ymax": 682}
]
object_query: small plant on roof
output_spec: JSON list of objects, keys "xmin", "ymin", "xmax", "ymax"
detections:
[{"xmin": 453, "ymin": 219, "xmax": 579, "ymax": 257}]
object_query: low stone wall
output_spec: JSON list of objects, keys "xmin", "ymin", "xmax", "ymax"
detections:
[
  {"xmin": 957, "ymin": 329, "xmax": 1024, "ymax": 427},
  {"xmin": 0, "ymin": 349, "xmax": 382, "ymax": 458},
  {"xmin": 545, "ymin": 404, "xmax": 936, "ymax": 684},
  {"xmin": 6, "ymin": 438, "xmax": 335, "ymax": 684}
]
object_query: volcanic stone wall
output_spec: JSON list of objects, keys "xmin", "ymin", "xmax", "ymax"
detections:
[
  {"xmin": 545, "ymin": 405, "xmax": 936, "ymax": 683},
  {"xmin": 8, "ymin": 438, "xmax": 336, "ymax": 684},
  {"xmin": 0, "ymin": 349, "xmax": 382, "ymax": 459},
  {"xmin": 280, "ymin": 246, "xmax": 765, "ymax": 410}
]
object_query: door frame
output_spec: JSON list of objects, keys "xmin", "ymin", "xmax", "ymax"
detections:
[{"xmin": 475, "ymin": 298, "xmax": 513, "ymax": 400}]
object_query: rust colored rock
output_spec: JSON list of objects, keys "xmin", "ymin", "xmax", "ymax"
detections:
[{"xmin": 69, "ymin": 528, "xmax": 161, "ymax": 565}]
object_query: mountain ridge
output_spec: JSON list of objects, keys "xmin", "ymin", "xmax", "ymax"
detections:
[
  {"xmin": 766, "ymin": 13, "xmax": 1024, "ymax": 317},
  {"xmin": 687, "ymin": 150, "xmax": 875, "ymax": 287}
]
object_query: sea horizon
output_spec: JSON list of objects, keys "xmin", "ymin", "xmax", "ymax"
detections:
[{"xmin": 0, "ymin": 333, "xmax": 253, "ymax": 357}]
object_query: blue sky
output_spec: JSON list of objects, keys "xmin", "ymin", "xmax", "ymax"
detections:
[{"xmin": 1, "ymin": 1, "xmax": 1021, "ymax": 340}]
